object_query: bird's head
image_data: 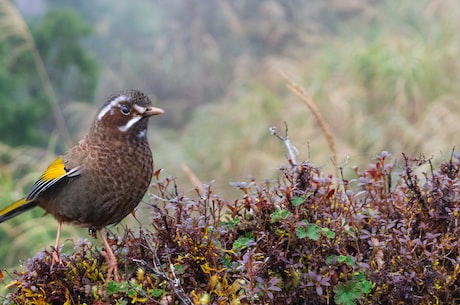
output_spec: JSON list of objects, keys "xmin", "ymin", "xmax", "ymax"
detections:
[{"xmin": 91, "ymin": 90, "xmax": 164, "ymax": 140}]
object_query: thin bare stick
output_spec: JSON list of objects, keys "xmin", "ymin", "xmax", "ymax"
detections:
[
  {"xmin": 278, "ymin": 70, "xmax": 337, "ymax": 171},
  {"xmin": 270, "ymin": 122, "xmax": 299, "ymax": 165}
]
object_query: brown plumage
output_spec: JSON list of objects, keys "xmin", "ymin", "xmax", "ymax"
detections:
[{"xmin": 0, "ymin": 89, "xmax": 164, "ymax": 281}]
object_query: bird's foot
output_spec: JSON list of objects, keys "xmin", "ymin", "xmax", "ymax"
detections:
[
  {"xmin": 50, "ymin": 246, "xmax": 63, "ymax": 268},
  {"xmin": 101, "ymin": 249, "xmax": 120, "ymax": 282},
  {"xmin": 98, "ymin": 229, "xmax": 120, "ymax": 282},
  {"xmin": 51, "ymin": 221, "xmax": 64, "ymax": 268}
]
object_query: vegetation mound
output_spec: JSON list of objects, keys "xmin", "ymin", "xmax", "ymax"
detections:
[{"xmin": 3, "ymin": 152, "xmax": 460, "ymax": 304}]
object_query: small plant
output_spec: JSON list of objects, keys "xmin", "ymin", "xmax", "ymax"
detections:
[
  {"xmin": 334, "ymin": 272, "xmax": 372, "ymax": 305},
  {"xmin": 3, "ymin": 151, "xmax": 460, "ymax": 304}
]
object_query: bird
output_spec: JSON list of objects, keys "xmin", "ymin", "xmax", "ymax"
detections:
[{"xmin": 0, "ymin": 89, "xmax": 164, "ymax": 281}]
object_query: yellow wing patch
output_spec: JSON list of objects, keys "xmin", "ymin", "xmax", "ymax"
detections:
[
  {"xmin": 27, "ymin": 156, "xmax": 81, "ymax": 200},
  {"xmin": 39, "ymin": 156, "xmax": 68, "ymax": 181}
]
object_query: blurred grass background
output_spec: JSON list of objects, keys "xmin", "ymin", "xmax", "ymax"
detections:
[{"xmin": 1, "ymin": 0, "xmax": 460, "ymax": 293}]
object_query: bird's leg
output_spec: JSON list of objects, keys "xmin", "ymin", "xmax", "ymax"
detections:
[
  {"xmin": 51, "ymin": 221, "xmax": 63, "ymax": 267},
  {"xmin": 98, "ymin": 229, "xmax": 120, "ymax": 282}
]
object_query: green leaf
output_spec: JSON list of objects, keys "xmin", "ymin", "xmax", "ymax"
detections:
[
  {"xmin": 322, "ymin": 227, "xmax": 336, "ymax": 239},
  {"xmin": 295, "ymin": 226, "xmax": 308, "ymax": 239},
  {"xmin": 291, "ymin": 196, "xmax": 305, "ymax": 206},
  {"xmin": 353, "ymin": 273, "xmax": 372, "ymax": 294},
  {"xmin": 127, "ymin": 289, "xmax": 137, "ymax": 298},
  {"xmin": 297, "ymin": 222, "xmax": 335, "ymax": 241},
  {"xmin": 334, "ymin": 281, "xmax": 363, "ymax": 305},
  {"xmin": 174, "ymin": 264, "xmax": 186, "ymax": 275},
  {"xmin": 334, "ymin": 273, "xmax": 372, "ymax": 305},
  {"xmin": 306, "ymin": 223, "xmax": 321, "ymax": 241},
  {"xmin": 232, "ymin": 233, "xmax": 255, "ymax": 251},
  {"xmin": 221, "ymin": 217, "xmax": 240, "ymax": 230},
  {"xmin": 106, "ymin": 281, "xmax": 129, "ymax": 295},
  {"xmin": 337, "ymin": 255, "xmax": 355, "ymax": 266},
  {"xmin": 326, "ymin": 255, "xmax": 335, "ymax": 265},
  {"xmin": 296, "ymin": 222, "xmax": 322, "ymax": 240},
  {"xmin": 292, "ymin": 192, "xmax": 313, "ymax": 206},
  {"xmin": 150, "ymin": 288, "xmax": 164, "ymax": 297},
  {"xmin": 326, "ymin": 255, "xmax": 355, "ymax": 266},
  {"xmin": 220, "ymin": 254, "xmax": 232, "ymax": 268},
  {"xmin": 270, "ymin": 208, "xmax": 292, "ymax": 222}
]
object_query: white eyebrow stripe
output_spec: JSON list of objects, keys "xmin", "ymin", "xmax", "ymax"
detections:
[
  {"xmin": 118, "ymin": 115, "xmax": 142, "ymax": 132},
  {"xmin": 97, "ymin": 95, "xmax": 128, "ymax": 121},
  {"xmin": 133, "ymin": 104, "xmax": 146, "ymax": 114}
]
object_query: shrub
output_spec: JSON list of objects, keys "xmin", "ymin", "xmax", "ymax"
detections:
[{"xmin": 3, "ymin": 152, "xmax": 460, "ymax": 304}]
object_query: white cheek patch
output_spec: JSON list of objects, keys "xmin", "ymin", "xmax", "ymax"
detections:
[
  {"xmin": 97, "ymin": 95, "xmax": 128, "ymax": 121},
  {"xmin": 118, "ymin": 115, "xmax": 142, "ymax": 132}
]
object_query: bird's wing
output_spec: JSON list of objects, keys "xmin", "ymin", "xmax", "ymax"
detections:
[{"xmin": 27, "ymin": 156, "xmax": 81, "ymax": 200}]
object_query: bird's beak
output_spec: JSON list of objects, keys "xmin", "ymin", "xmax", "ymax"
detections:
[
  {"xmin": 134, "ymin": 105, "xmax": 164, "ymax": 116},
  {"xmin": 145, "ymin": 106, "xmax": 165, "ymax": 116}
]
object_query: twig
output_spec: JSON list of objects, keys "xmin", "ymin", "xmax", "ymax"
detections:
[
  {"xmin": 147, "ymin": 236, "xmax": 193, "ymax": 305},
  {"xmin": 278, "ymin": 70, "xmax": 337, "ymax": 173},
  {"xmin": 270, "ymin": 122, "xmax": 299, "ymax": 165}
]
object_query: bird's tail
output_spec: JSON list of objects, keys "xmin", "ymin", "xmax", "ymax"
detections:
[{"xmin": 0, "ymin": 198, "xmax": 37, "ymax": 223}]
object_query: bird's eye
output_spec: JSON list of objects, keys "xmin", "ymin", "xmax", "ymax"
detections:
[{"xmin": 120, "ymin": 105, "xmax": 130, "ymax": 115}]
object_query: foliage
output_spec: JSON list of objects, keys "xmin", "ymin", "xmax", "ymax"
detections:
[
  {"xmin": 2, "ymin": 0, "xmax": 459, "ymax": 193},
  {"xmin": 0, "ymin": 40, "xmax": 50, "ymax": 146},
  {"xmin": 46, "ymin": 0, "xmax": 379, "ymax": 127},
  {"xmin": 32, "ymin": 9, "xmax": 99, "ymax": 103},
  {"xmin": 300, "ymin": 0, "xmax": 460, "ymax": 161},
  {"xmin": 2, "ymin": 0, "xmax": 460, "ymax": 302},
  {"xmin": 148, "ymin": 0, "xmax": 460, "ymax": 198},
  {"xmin": 4, "ymin": 152, "xmax": 460, "ymax": 303},
  {"xmin": 0, "ymin": 5, "xmax": 98, "ymax": 147},
  {"xmin": 181, "ymin": 82, "xmax": 286, "ymax": 188}
]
